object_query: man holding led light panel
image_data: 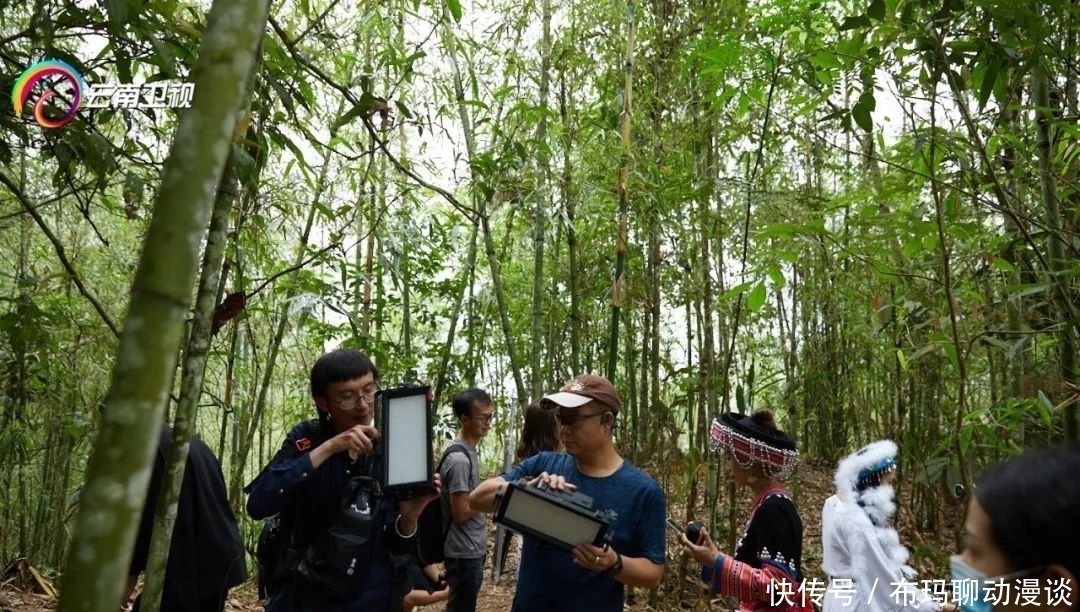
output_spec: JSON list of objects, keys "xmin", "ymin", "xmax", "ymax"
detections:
[
  {"xmin": 245, "ymin": 349, "xmax": 442, "ymax": 612},
  {"xmin": 469, "ymin": 374, "xmax": 667, "ymax": 612}
]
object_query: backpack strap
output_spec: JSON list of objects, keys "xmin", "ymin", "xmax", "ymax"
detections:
[
  {"xmin": 436, "ymin": 443, "xmax": 473, "ymax": 476},
  {"xmin": 436, "ymin": 443, "xmax": 474, "ymax": 535}
]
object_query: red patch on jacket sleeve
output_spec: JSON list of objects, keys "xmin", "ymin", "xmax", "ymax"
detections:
[{"xmin": 296, "ymin": 437, "xmax": 312, "ymax": 452}]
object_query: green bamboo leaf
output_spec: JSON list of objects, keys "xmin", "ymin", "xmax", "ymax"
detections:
[
  {"xmin": 810, "ymin": 51, "xmax": 842, "ymax": 70},
  {"xmin": 943, "ymin": 341, "xmax": 960, "ymax": 373},
  {"xmin": 896, "ymin": 348, "xmax": 908, "ymax": 373},
  {"xmin": 1036, "ymin": 391, "xmax": 1055, "ymax": 424},
  {"xmin": 910, "ymin": 343, "xmax": 936, "ymax": 362},
  {"xmin": 747, "ymin": 282, "xmax": 767, "ymax": 312},
  {"xmin": 105, "ymin": 0, "xmax": 128, "ymax": 31},
  {"xmin": 447, "ymin": 0, "xmax": 463, "ymax": 22},
  {"xmin": 268, "ymin": 128, "xmax": 309, "ymax": 166},
  {"xmin": 867, "ymin": 0, "xmax": 885, "ymax": 21},
  {"xmin": 840, "ymin": 15, "xmax": 871, "ymax": 30},
  {"xmin": 991, "ymin": 257, "xmax": 1014, "ymax": 272},
  {"xmin": 852, "ymin": 100, "xmax": 873, "ymax": 132},
  {"xmin": 757, "ymin": 222, "xmax": 803, "ymax": 238},
  {"xmin": 977, "ymin": 56, "xmax": 999, "ymax": 111},
  {"xmin": 767, "ymin": 265, "xmax": 786, "ymax": 289},
  {"xmin": 720, "ymin": 281, "xmax": 755, "ymax": 302},
  {"xmin": 836, "ymin": 35, "xmax": 864, "ymax": 59},
  {"xmin": 268, "ymin": 77, "xmax": 295, "ymax": 114},
  {"xmin": 147, "ymin": 34, "xmax": 178, "ymax": 78},
  {"xmin": 329, "ymin": 93, "xmax": 375, "ymax": 134},
  {"xmin": 1007, "ymin": 282, "xmax": 1055, "ymax": 298}
]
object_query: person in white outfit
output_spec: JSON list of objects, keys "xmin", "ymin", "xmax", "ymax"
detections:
[{"xmin": 821, "ymin": 440, "xmax": 957, "ymax": 612}]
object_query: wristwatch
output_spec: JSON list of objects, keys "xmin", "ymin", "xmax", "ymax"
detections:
[{"xmin": 601, "ymin": 552, "xmax": 623, "ymax": 577}]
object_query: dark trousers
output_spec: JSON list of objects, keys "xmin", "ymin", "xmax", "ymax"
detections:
[
  {"xmin": 132, "ymin": 590, "xmax": 228, "ymax": 612},
  {"xmin": 444, "ymin": 556, "xmax": 484, "ymax": 612}
]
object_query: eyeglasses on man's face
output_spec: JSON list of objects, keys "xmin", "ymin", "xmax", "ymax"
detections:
[
  {"xmin": 329, "ymin": 384, "xmax": 380, "ymax": 409},
  {"xmin": 556, "ymin": 411, "xmax": 605, "ymax": 428},
  {"xmin": 467, "ymin": 413, "xmax": 495, "ymax": 424}
]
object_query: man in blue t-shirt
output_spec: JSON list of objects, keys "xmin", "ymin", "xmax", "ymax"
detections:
[{"xmin": 469, "ymin": 374, "xmax": 666, "ymax": 612}]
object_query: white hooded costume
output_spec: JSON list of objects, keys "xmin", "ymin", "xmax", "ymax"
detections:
[{"xmin": 821, "ymin": 440, "xmax": 943, "ymax": 612}]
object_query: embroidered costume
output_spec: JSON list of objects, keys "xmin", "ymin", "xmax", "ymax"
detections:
[
  {"xmin": 700, "ymin": 412, "xmax": 810, "ymax": 612},
  {"xmin": 822, "ymin": 440, "xmax": 944, "ymax": 612}
]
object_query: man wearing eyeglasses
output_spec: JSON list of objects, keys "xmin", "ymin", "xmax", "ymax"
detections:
[
  {"xmin": 468, "ymin": 374, "xmax": 666, "ymax": 612},
  {"xmin": 439, "ymin": 388, "xmax": 495, "ymax": 612},
  {"xmin": 245, "ymin": 348, "xmax": 441, "ymax": 612}
]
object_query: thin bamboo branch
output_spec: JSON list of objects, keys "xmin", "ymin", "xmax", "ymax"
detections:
[{"xmin": 0, "ymin": 171, "xmax": 120, "ymax": 337}]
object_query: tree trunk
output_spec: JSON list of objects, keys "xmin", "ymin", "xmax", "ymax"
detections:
[
  {"xmin": 140, "ymin": 114, "xmax": 243, "ymax": 612},
  {"xmin": 925, "ymin": 61, "xmax": 973, "ymax": 523},
  {"xmin": 607, "ymin": 0, "xmax": 636, "ymax": 382},
  {"xmin": 999, "ymin": 84, "xmax": 1032, "ymax": 419},
  {"xmin": 480, "ymin": 213, "xmax": 528, "ymax": 406},
  {"xmin": 55, "ymin": 0, "xmax": 267, "ymax": 605},
  {"xmin": 559, "ymin": 67, "xmax": 581, "ymax": 375},
  {"xmin": 1033, "ymin": 56, "xmax": 1080, "ymax": 440},
  {"xmin": 530, "ymin": 0, "xmax": 552, "ymax": 397}
]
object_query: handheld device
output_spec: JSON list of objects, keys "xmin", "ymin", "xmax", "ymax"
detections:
[
  {"xmin": 492, "ymin": 479, "xmax": 610, "ymax": 552},
  {"xmin": 685, "ymin": 520, "xmax": 706, "ymax": 544},
  {"xmin": 665, "ymin": 517, "xmax": 684, "ymax": 534},
  {"xmin": 376, "ymin": 384, "xmax": 435, "ymax": 498}
]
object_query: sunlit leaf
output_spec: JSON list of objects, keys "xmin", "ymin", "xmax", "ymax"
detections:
[
  {"xmin": 447, "ymin": 0, "xmax": 463, "ymax": 22},
  {"xmin": 747, "ymin": 282, "xmax": 767, "ymax": 312},
  {"xmin": 810, "ymin": 51, "xmax": 842, "ymax": 70}
]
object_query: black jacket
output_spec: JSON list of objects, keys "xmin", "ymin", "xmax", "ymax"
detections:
[{"xmin": 130, "ymin": 425, "xmax": 247, "ymax": 605}]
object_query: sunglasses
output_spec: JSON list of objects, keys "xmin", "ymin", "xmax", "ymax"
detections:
[{"xmin": 557, "ymin": 412, "xmax": 606, "ymax": 428}]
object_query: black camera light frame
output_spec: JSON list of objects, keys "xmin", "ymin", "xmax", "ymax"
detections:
[
  {"xmin": 493, "ymin": 480, "xmax": 609, "ymax": 552},
  {"xmin": 377, "ymin": 384, "xmax": 435, "ymax": 496}
]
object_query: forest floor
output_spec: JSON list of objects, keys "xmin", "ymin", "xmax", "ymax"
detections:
[{"xmin": 0, "ymin": 458, "xmax": 961, "ymax": 612}]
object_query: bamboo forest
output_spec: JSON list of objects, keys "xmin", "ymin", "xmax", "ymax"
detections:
[{"xmin": 1, "ymin": 0, "xmax": 1078, "ymax": 610}]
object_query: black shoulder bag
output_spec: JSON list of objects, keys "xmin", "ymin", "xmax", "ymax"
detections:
[{"xmin": 296, "ymin": 464, "xmax": 382, "ymax": 598}]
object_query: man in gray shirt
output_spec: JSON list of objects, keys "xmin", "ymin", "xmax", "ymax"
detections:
[{"xmin": 439, "ymin": 388, "xmax": 494, "ymax": 612}]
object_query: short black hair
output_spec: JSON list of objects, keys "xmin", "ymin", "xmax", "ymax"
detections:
[
  {"xmin": 452, "ymin": 388, "xmax": 492, "ymax": 418},
  {"xmin": 974, "ymin": 444, "xmax": 1080, "ymax": 579},
  {"xmin": 309, "ymin": 349, "xmax": 378, "ymax": 399}
]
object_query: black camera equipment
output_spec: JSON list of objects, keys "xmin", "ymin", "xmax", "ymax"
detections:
[
  {"xmin": 492, "ymin": 479, "xmax": 610, "ymax": 552},
  {"xmin": 375, "ymin": 384, "xmax": 435, "ymax": 498}
]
